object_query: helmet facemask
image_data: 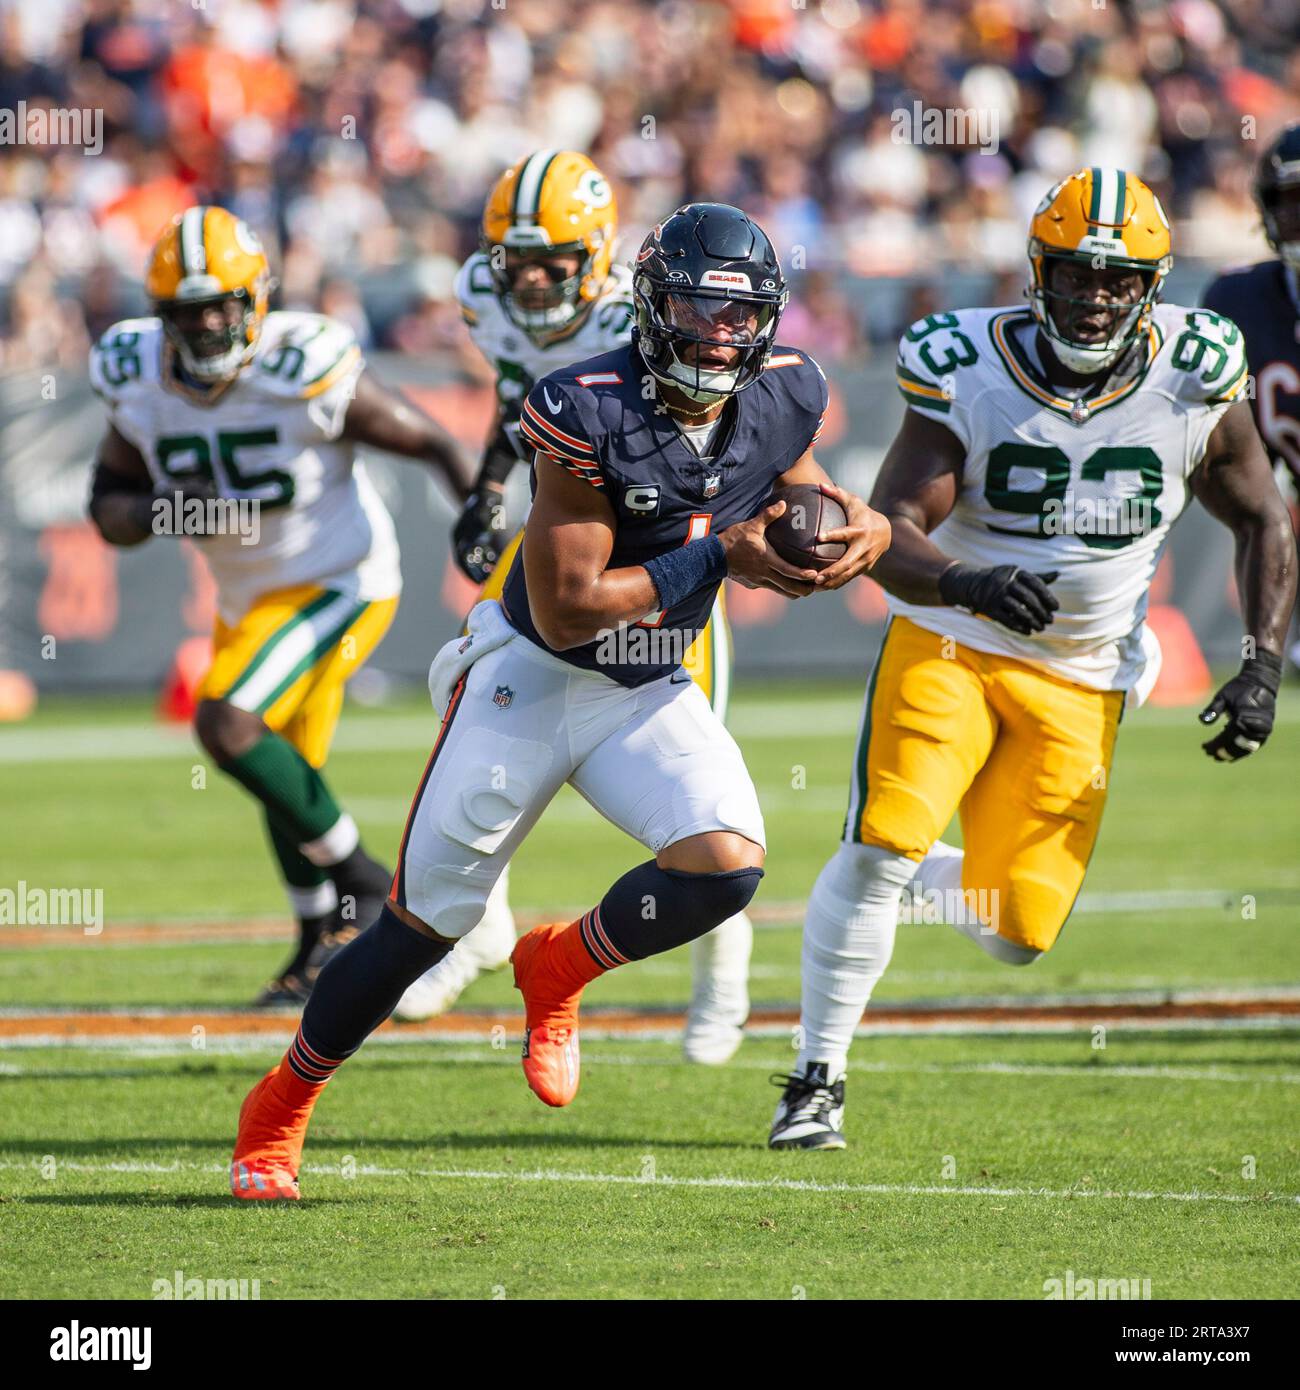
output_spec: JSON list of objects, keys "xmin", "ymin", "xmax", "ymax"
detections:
[
  {"xmin": 1261, "ymin": 181, "xmax": 1300, "ymax": 271},
  {"xmin": 488, "ymin": 239, "xmax": 593, "ymax": 339},
  {"xmin": 634, "ymin": 282, "xmax": 784, "ymax": 403},
  {"xmin": 1029, "ymin": 249, "xmax": 1163, "ymax": 376},
  {"xmin": 158, "ymin": 288, "xmax": 261, "ymax": 382}
]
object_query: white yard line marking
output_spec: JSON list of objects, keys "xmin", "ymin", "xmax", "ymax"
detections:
[
  {"xmin": 0, "ymin": 1156, "xmax": 1292, "ymax": 1205},
  {"xmin": 3, "ymin": 1044, "xmax": 1298, "ymax": 1083}
]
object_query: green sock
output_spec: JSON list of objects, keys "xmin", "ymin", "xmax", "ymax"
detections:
[
  {"xmin": 220, "ymin": 731, "xmax": 343, "ymax": 845},
  {"xmin": 265, "ymin": 813, "xmax": 338, "ymax": 901}
]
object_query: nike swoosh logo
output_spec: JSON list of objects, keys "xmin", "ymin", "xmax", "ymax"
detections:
[
  {"xmin": 544, "ymin": 388, "xmax": 563, "ymax": 415},
  {"xmin": 670, "ymin": 671, "xmax": 691, "ymax": 684}
]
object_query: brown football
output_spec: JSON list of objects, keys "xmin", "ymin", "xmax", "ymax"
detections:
[{"xmin": 764, "ymin": 484, "xmax": 848, "ymax": 571}]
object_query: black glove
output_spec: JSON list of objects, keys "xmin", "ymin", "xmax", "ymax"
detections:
[
  {"xmin": 1199, "ymin": 649, "xmax": 1282, "ymax": 761},
  {"xmin": 939, "ymin": 563, "xmax": 1060, "ymax": 635},
  {"xmin": 453, "ymin": 488, "xmax": 508, "ymax": 584}
]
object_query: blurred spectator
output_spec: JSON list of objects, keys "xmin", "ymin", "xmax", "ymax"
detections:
[
  {"xmin": 0, "ymin": 0, "xmax": 1293, "ymax": 373},
  {"xmin": 780, "ymin": 269, "xmax": 868, "ymax": 363},
  {"xmin": 0, "ymin": 260, "xmax": 89, "ymax": 370}
]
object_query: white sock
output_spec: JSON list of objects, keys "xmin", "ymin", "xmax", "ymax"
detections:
[
  {"xmin": 286, "ymin": 881, "xmax": 338, "ymax": 918},
  {"xmin": 905, "ymin": 840, "xmax": 1040, "ymax": 966},
  {"xmin": 796, "ymin": 843, "xmax": 916, "ymax": 1079},
  {"xmin": 299, "ymin": 813, "xmax": 359, "ymax": 867},
  {"xmin": 690, "ymin": 910, "xmax": 753, "ymax": 990}
]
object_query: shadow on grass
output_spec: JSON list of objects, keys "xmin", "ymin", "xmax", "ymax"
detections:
[
  {"xmin": 0, "ymin": 1129, "xmax": 756, "ymax": 1161},
  {"xmin": 10, "ymin": 1192, "xmax": 348, "ymax": 1209}
]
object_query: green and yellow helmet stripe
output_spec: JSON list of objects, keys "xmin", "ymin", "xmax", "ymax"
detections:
[
  {"xmin": 1086, "ymin": 167, "xmax": 1127, "ymax": 237},
  {"xmin": 512, "ymin": 149, "xmax": 561, "ymax": 226}
]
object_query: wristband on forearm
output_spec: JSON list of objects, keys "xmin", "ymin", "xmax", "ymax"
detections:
[{"xmin": 643, "ymin": 535, "xmax": 728, "ymax": 611}]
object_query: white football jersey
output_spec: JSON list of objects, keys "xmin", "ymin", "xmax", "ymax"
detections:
[
  {"xmin": 889, "ymin": 302, "xmax": 1248, "ymax": 694},
  {"xmin": 455, "ymin": 252, "xmax": 635, "ymax": 417},
  {"xmin": 90, "ymin": 310, "xmax": 400, "ymax": 623}
]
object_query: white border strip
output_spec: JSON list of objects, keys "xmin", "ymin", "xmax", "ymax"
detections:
[{"xmin": 0, "ymin": 1157, "xmax": 1292, "ymax": 1206}]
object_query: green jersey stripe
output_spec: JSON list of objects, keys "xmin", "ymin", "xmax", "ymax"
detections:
[
  {"xmin": 224, "ymin": 591, "xmax": 344, "ymax": 705},
  {"xmin": 253, "ymin": 602, "xmax": 369, "ymax": 715},
  {"xmin": 846, "ymin": 622, "xmax": 890, "ymax": 844},
  {"xmin": 899, "ymin": 386, "xmax": 951, "ymax": 413}
]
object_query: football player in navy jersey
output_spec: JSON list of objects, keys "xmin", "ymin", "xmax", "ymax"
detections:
[
  {"xmin": 1203, "ymin": 123, "xmax": 1300, "ymax": 670},
  {"xmin": 230, "ymin": 204, "xmax": 891, "ymax": 1196}
]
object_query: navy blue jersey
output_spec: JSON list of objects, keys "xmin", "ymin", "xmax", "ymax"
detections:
[
  {"xmin": 1203, "ymin": 260, "xmax": 1300, "ymax": 483},
  {"xmin": 501, "ymin": 343, "xmax": 828, "ymax": 686}
]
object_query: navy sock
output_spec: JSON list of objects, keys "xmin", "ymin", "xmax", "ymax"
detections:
[
  {"xmin": 580, "ymin": 859, "xmax": 763, "ymax": 968},
  {"xmin": 292, "ymin": 904, "xmax": 451, "ymax": 1075}
]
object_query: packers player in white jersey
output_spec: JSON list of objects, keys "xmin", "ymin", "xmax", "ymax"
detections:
[
  {"xmin": 770, "ymin": 168, "xmax": 1296, "ymax": 1149},
  {"xmin": 394, "ymin": 150, "xmax": 754, "ymax": 1065},
  {"xmin": 88, "ymin": 206, "xmax": 468, "ymax": 1004}
]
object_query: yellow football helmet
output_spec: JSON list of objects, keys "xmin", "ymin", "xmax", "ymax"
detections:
[
  {"xmin": 481, "ymin": 150, "xmax": 616, "ymax": 339},
  {"xmin": 146, "ymin": 206, "xmax": 271, "ymax": 382},
  {"xmin": 1027, "ymin": 167, "xmax": 1172, "ymax": 375}
]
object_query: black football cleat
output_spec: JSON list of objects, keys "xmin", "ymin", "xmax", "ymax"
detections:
[
  {"xmin": 768, "ymin": 1063, "xmax": 847, "ymax": 1150},
  {"xmin": 252, "ymin": 973, "xmax": 313, "ymax": 1008}
]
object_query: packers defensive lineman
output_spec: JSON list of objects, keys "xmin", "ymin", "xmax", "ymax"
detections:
[
  {"xmin": 395, "ymin": 151, "xmax": 754, "ymax": 1066},
  {"xmin": 1203, "ymin": 123, "xmax": 1300, "ymax": 670},
  {"xmin": 88, "ymin": 206, "xmax": 467, "ymax": 1003},
  {"xmin": 770, "ymin": 168, "xmax": 1296, "ymax": 1149}
]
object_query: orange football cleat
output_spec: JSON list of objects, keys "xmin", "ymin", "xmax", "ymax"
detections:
[
  {"xmin": 511, "ymin": 921, "xmax": 595, "ymax": 1107},
  {"xmin": 230, "ymin": 1063, "xmax": 314, "ymax": 1200}
]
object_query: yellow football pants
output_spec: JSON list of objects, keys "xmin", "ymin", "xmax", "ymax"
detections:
[
  {"xmin": 479, "ymin": 527, "xmax": 731, "ymax": 718},
  {"xmin": 197, "ymin": 583, "xmax": 398, "ymax": 768},
  {"xmin": 845, "ymin": 616, "xmax": 1123, "ymax": 953}
]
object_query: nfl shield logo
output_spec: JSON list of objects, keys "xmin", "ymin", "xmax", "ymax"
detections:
[
  {"xmin": 703, "ymin": 474, "xmax": 721, "ymax": 499},
  {"xmin": 493, "ymin": 685, "xmax": 514, "ymax": 709}
]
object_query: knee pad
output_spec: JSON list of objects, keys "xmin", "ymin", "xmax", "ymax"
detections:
[
  {"xmin": 667, "ymin": 865, "xmax": 763, "ymax": 925},
  {"xmin": 599, "ymin": 862, "xmax": 763, "ymax": 961}
]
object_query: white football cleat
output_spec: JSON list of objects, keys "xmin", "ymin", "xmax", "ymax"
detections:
[
  {"xmin": 682, "ymin": 910, "xmax": 752, "ymax": 1065},
  {"xmin": 393, "ymin": 872, "xmax": 516, "ymax": 1022}
]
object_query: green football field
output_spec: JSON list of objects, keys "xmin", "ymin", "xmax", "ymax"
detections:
[{"xmin": 1, "ymin": 681, "xmax": 1298, "ymax": 1299}]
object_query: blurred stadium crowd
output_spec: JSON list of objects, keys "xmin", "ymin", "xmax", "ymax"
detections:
[{"xmin": 2, "ymin": 0, "xmax": 1298, "ymax": 373}]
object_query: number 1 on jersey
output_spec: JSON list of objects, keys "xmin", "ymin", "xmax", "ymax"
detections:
[{"xmin": 638, "ymin": 513, "xmax": 713, "ymax": 627}]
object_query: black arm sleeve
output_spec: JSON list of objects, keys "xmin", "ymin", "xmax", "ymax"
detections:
[{"xmin": 476, "ymin": 417, "xmax": 524, "ymax": 491}]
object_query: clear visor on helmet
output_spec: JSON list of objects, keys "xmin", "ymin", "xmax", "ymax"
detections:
[
  {"xmin": 663, "ymin": 293, "xmax": 774, "ymax": 345},
  {"xmin": 492, "ymin": 245, "xmax": 588, "ymax": 336}
]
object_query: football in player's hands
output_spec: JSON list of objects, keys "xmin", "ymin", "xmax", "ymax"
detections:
[{"xmin": 763, "ymin": 484, "xmax": 848, "ymax": 572}]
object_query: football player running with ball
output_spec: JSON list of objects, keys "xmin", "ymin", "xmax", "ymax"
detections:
[
  {"xmin": 396, "ymin": 151, "xmax": 760, "ymax": 1067},
  {"xmin": 89, "ymin": 207, "xmax": 468, "ymax": 1005},
  {"xmin": 231, "ymin": 203, "xmax": 891, "ymax": 1199},
  {"xmin": 1202, "ymin": 122, "xmax": 1300, "ymax": 672},
  {"xmin": 769, "ymin": 168, "xmax": 1296, "ymax": 1151}
]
